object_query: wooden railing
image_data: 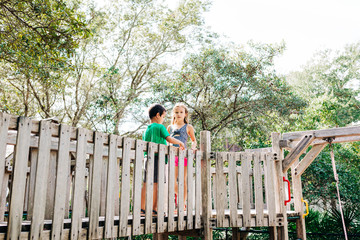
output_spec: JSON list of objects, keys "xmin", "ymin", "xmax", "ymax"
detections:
[{"xmin": 0, "ymin": 113, "xmax": 287, "ymax": 239}]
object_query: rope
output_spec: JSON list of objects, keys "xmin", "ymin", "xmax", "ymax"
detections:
[{"xmin": 328, "ymin": 140, "xmax": 348, "ymax": 240}]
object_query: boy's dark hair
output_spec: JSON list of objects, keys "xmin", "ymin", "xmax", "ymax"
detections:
[{"xmin": 148, "ymin": 104, "xmax": 166, "ymax": 119}]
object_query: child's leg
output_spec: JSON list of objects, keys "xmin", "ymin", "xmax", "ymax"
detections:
[
  {"xmin": 141, "ymin": 183, "xmax": 146, "ymax": 210},
  {"xmin": 153, "ymin": 182, "xmax": 158, "ymax": 212}
]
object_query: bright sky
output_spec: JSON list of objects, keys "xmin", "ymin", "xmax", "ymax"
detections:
[{"xmin": 203, "ymin": 0, "xmax": 360, "ymax": 74}]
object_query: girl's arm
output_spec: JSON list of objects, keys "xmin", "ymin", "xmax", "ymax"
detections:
[
  {"xmin": 166, "ymin": 136, "xmax": 185, "ymax": 150},
  {"xmin": 187, "ymin": 124, "xmax": 197, "ymax": 150}
]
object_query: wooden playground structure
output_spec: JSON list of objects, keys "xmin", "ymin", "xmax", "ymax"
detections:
[{"xmin": 0, "ymin": 112, "xmax": 359, "ymax": 239}]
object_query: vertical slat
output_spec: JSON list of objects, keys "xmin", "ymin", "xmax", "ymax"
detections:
[
  {"xmin": 0, "ymin": 173, "xmax": 9, "ymax": 222},
  {"xmin": 64, "ymin": 158, "xmax": 72, "ymax": 219},
  {"xmin": 100, "ymin": 156, "xmax": 108, "ymax": 216},
  {"xmin": 178, "ymin": 149, "xmax": 185, "ymax": 231},
  {"xmin": 52, "ymin": 124, "xmax": 71, "ymax": 240},
  {"xmin": 241, "ymin": 153, "xmax": 251, "ymax": 227},
  {"xmin": 167, "ymin": 146, "xmax": 176, "ymax": 232},
  {"xmin": 70, "ymin": 128, "xmax": 88, "ymax": 240},
  {"xmin": 27, "ymin": 148, "xmax": 38, "ymax": 220},
  {"xmin": 157, "ymin": 144, "xmax": 166, "ymax": 233},
  {"xmin": 253, "ymin": 152, "xmax": 264, "ymax": 226},
  {"xmin": 145, "ymin": 142, "xmax": 155, "ymax": 234},
  {"xmin": 7, "ymin": 116, "xmax": 32, "ymax": 240},
  {"xmin": 228, "ymin": 152, "xmax": 237, "ymax": 227},
  {"xmin": 45, "ymin": 151, "xmax": 57, "ymax": 219},
  {"xmin": 30, "ymin": 120, "xmax": 52, "ymax": 240},
  {"xmin": 104, "ymin": 134, "xmax": 117, "ymax": 238},
  {"xmin": 265, "ymin": 153, "xmax": 276, "ymax": 226},
  {"xmin": 0, "ymin": 113, "xmax": 10, "ymax": 197},
  {"xmin": 186, "ymin": 149, "xmax": 194, "ymax": 230},
  {"xmin": 215, "ymin": 152, "xmax": 226, "ymax": 226},
  {"xmin": 119, "ymin": 138, "xmax": 132, "ymax": 236},
  {"xmin": 88, "ymin": 131, "xmax": 104, "ymax": 240},
  {"xmin": 195, "ymin": 150, "xmax": 202, "ymax": 229},
  {"xmin": 132, "ymin": 140, "xmax": 145, "ymax": 236}
]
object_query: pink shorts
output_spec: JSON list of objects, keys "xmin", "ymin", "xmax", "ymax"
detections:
[{"xmin": 175, "ymin": 156, "xmax": 188, "ymax": 167}]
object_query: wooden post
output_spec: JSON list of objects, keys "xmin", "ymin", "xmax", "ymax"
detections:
[
  {"xmin": 200, "ymin": 131, "xmax": 212, "ymax": 240},
  {"xmin": 271, "ymin": 133, "xmax": 289, "ymax": 240},
  {"xmin": 291, "ymin": 159, "xmax": 306, "ymax": 240}
]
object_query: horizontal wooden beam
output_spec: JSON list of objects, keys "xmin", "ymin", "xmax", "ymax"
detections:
[
  {"xmin": 282, "ymin": 134, "xmax": 315, "ymax": 173},
  {"xmin": 281, "ymin": 135, "xmax": 360, "ymax": 149},
  {"xmin": 282, "ymin": 125, "xmax": 360, "ymax": 141},
  {"xmin": 294, "ymin": 143, "xmax": 327, "ymax": 176}
]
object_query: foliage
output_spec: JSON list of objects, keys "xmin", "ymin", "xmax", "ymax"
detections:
[{"xmin": 152, "ymin": 43, "xmax": 306, "ymax": 150}]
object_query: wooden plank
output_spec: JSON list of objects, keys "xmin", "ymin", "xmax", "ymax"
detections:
[
  {"xmin": 52, "ymin": 124, "xmax": 71, "ymax": 240},
  {"xmin": 253, "ymin": 152, "xmax": 264, "ymax": 226},
  {"xmin": 195, "ymin": 150, "xmax": 202, "ymax": 229},
  {"xmin": 145, "ymin": 142, "xmax": 156, "ymax": 234},
  {"xmin": 64, "ymin": 156, "xmax": 72, "ymax": 219},
  {"xmin": 104, "ymin": 134, "xmax": 117, "ymax": 238},
  {"xmin": 264, "ymin": 153, "xmax": 276, "ymax": 226},
  {"xmin": 282, "ymin": 134, "xmax": 315, "ymax": 173},
  {"xmin": 282, "ymin": 125, "xmax": 360, "ymax": 141},
  {"xmin": 215, "ymin": 152, "xmax": 226, "ymax": 226},
  {"xmin": 100, "ymin": 156, "xmax": 108, "ymax": 216},
  {"xmin": 167, "ymin": 146, "xmax": 176, "ymax": 232},
  {"xmin": 70, "ymin": 128, "xmax": 88, "ymax": 240},
  {"xmin": 228, "ymin": 152, "xmax": 237, "ymax": 227},
  {"xmin": 45, "ymin": 151, "xmax": 57, "ymax": 220},
  {"xmin": 186, "ymin": 149, "xmax": 194, "ymax": 230},
  {"xmin": 177, "ymin": 149, "xmax": 185, "ymax": 231},
  {"xmin": 0, "ymin": 113, "xmax": 10, "ymax": 207},
  {"xmin": 294, "ymin": 144, "xmax": 327, "ymax": 176},
  {"xmin": 157, "ymin": 144, "xmax": 167, "ymax": 233},
  {"xmin": 88, "ymin": 131, "xmax": 104, "ymax": 240},
  {"xmin": 200, "ymin": 131, "xmax": 213, "ymax": 239},
  {"xmin": 26, "ymin": 148, "xmax": 38, "ymax": 220},
  {"xmin": 119, "ymin": 138, "xmax": 132, "ymax": 236},
  {"xmin": 241, "ymin": 153, "xmax": 251, "ymax": 227},
  {"xmin": 30, "ymin": 120, "xmax": 52, "ymax": 240},
  {"xmin": 0, "ymin": 173, "xmax": 9, "ymax": 222},
  {"xmin": 132, "ymin": 140, "xmax": 145, "ymax": 235},
  {"xmin": 7, "ymin": 116, "xmax": 32, "ymax": 240}
]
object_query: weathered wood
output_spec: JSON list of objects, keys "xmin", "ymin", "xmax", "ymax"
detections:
[
  {"xmin": 215, "ymin": 152, "xmax": 226, "ymax": 226},
  {"xmin": 167, "ymin": 146, "xmax": 176, "ymax": 232},
  {"xmin": 291, "ymin": 159, "xmax": 306, "ymax": 240},
  {"xmin": 253, "ymin": 152, "xmax": 264, "ymax": 226},
  {"xmin": 30, "ymin": 120, "xmax": 52, "ymax": 240},
  {"xmin": 228, "ymin": 152, "xmax": 237, "ymax": 227},
  {"xmin": 70, "ymin": 128, "xmax": 88, "ymax": 240},
  {"xmin": 200, "ymin": 131, "xmax": 212, "ymax": 240},
  {"xmin": 195, "ymin": 150, "xmax": 202, "ymax": 229},
  {"xmin": 0, "ymin": 113, "xmax": 10, "ymax": 206},
  {"xmin": 282, "ymin": 134, "xmax": 315, "ymax": 173},
  {"xmin": 119, "ymin": 138, "xmax": 132, "ymax": 236},
  {"xmin": 45, "ymin": 151, "xmax": 57, "ymax": 219},
  {"xmin": 272, "ymin": 132, "xmax": 288, "ymax": 240},
  {"xmin": 241, "ymin": 153, "xmax": 251, "ymax": 227},
  {"xmin": 65, "ymin": 156, "xmax": 72, "ymax": 218},
  {"xmin": 157, "ymin": 144, "xmax": 167, "ymax": 233},
  {"xmin": 100, "ymin": 156, "xmax": 108, "ymax": 216},
  {"xmin": 7, "ymin": 116, "xmax": 32, "ymax": 240},
  {"xmin": 132, "ymin": 140, "xmax": 145, "ymax": 236},
  {"xmin": 294, "ymin": 144, "xmax": 327, "ymax": 176},
  {"xmin": 282, "ymin": 125, "xmax": 360, "ymax": 141},
  {"xmin": 282, "ymin": 135, "xmax": 360, "ymax": 149},
  {"xmin": 27, "ymin": 148, "xmax": 38, "ymax": 220},
  {"xmin": 186, "ymin": 149, "xmax": 194, "ymax": 230},
  {"xmin": 145, "ymin": 142, "xmax": 156, "ymax": 234},
  {"xmin": 0, "ymin": 173, "xmax": 9, "ymax": 221},
  {"xmin": 264, "ymin": 153, "xmax": 276, "ymax": 226},
  {"xmin": 178, "ymin": 149, "xmax": 185, "ymax": 231},
  {"xmin": 88, "ymin": 131, "xmax": 104, "ymax": 240},
  {"xmin": 104, "ymin": 134, "xmax": 117, "ymax": 238}
]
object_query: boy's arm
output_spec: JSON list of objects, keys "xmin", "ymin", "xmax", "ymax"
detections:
[{"xmin": 166, "ymin": 136, "xmax": 185, "ymax": 150}]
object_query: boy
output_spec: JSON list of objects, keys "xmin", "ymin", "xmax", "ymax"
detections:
[{"xmin": 141, "ymin": 104, "xmax": 185, "ymax": 215}]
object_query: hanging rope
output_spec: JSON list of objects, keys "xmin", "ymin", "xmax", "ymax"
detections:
[{"xmin": 327, "ymin": 139, "xmax": 348, "ymax": 240}]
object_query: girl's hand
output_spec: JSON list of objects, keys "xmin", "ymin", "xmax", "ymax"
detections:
[{"xmin": 179, "ymin": 142, "xmax": 185, "ymax": 150}]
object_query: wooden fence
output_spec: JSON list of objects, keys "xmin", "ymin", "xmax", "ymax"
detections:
[{"xmin": 0, "ymin": 113, "xmax": 286, "ymax": 239}]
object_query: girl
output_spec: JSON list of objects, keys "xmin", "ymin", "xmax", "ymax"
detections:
[{"xmin": 167, "ymin": 103, "xmax": 197, "ymax": 209}]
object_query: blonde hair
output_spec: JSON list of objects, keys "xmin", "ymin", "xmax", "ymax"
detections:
[{"xmin": 171, "ymin": 103, "xmax": 189, "ymax": 125}]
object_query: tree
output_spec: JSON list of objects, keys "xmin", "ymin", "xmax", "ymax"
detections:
[{"xmin": 152, "ymin": 43, "xmax": 306, "ymax": 150}]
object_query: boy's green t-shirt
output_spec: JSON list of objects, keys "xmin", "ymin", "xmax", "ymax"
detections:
[{"xmin": 143, "ymin": 122, "xmax": 170, "ymax": 146}]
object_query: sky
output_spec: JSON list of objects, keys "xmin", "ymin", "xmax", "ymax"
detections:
[{"xmin": 202, "ymin": 0, "xmax": 360, "ymax": 74}]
